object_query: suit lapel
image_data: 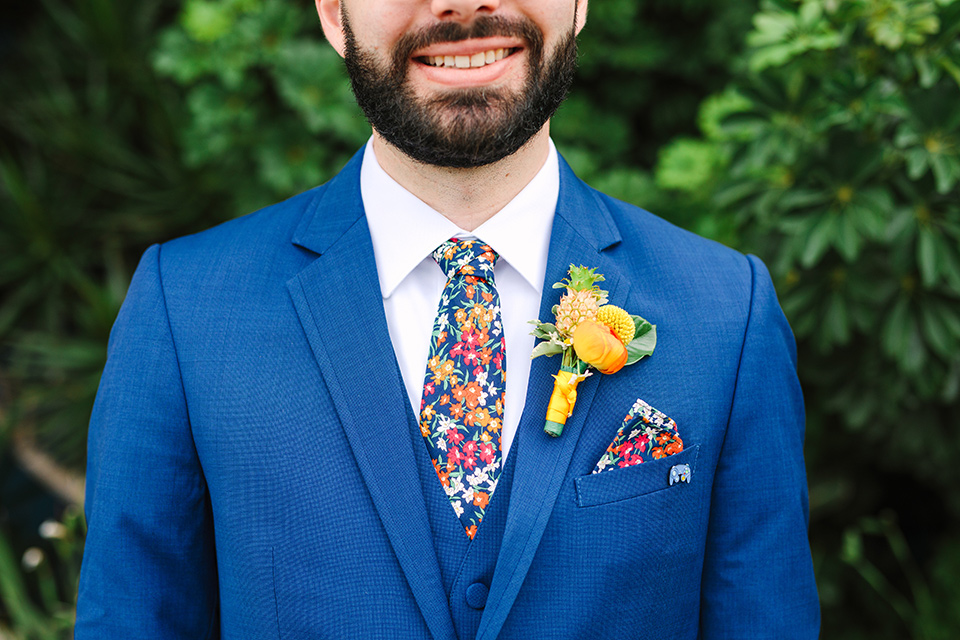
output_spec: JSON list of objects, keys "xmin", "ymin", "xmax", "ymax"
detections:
[
  {"xmin": 477, "ymin": 159, "xmax": 625, "ymax": 640},
  {"xmin": 286, "ymin": 151, "xmax": 457, "ymax": 640}
]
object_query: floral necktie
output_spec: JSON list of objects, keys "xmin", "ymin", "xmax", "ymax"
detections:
[{"xmin": 419, "ymin": 238, "xmax": 506, "ymax": 539}]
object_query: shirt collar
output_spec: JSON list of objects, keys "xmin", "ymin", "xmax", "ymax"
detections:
[{"xmin": 361, "ymin": 137, "xmax": 559, "ymax": 298}]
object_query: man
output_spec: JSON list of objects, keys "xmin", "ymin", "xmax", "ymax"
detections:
[{"xmin": 76, "ymin": 0, "xmax": 820, "ymax": 637}]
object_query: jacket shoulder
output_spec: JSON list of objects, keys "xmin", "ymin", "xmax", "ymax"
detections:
[
  {"xmin": 159, "ymin": 184, "xmax": 327, "ymax": 273},
  {"xmin": 593, "ymin": 189, "xmax": 757, "ymax": 303}
]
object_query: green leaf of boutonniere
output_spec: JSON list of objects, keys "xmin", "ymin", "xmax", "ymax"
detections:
[
  {"xmin": 531, "ymin": 341, "xmax": 565, "ymax": 359},
  {"xmin": 529, "ymin": 320, "xmax": 559, "ymax": 340},
  {"xmin": 625, "ymin": 315, "xmax": 657, "ymax": 365}
]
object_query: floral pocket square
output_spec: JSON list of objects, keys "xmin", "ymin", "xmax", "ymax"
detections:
[{"xmin": 592, "ymin": 399, "xmax": 683, "ymax": 474}]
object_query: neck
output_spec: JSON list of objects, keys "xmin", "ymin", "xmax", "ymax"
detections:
[{"xmin": 371, "ymin": 125, "xmax": 551, "ymax": 232}]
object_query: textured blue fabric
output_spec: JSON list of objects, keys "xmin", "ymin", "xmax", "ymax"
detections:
[{"xmin": 76, "ymin": 146, "xmax": 820, "ymax": 639}]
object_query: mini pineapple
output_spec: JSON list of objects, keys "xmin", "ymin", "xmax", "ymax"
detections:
[
  {"xmin": 596, "ymin": 305, "xmax": 635, "ymax": 345},
  {"xmin": 555, "ymin": 289, "xmax": 600, "ymax": 336}
]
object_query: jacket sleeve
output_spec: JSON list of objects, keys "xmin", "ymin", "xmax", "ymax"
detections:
[
  {"xmin": 75, "ymin": 244, "xmax": 219, "ymax": 638},
  {"xmin": 699, "ymin": 255, "xmax": 820, "ymax": 638}
]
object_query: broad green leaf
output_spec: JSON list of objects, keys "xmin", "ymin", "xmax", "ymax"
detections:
[
  {"xmin": 779, "ymin": 188, "xmax": 831, "ymax": 211},
  {"xmin": 905, "ymin": 148, "xmax": 929, "ymax": 179},
  {"xmin": 182, "ymin": 0, "xmax": 234, "ymax": 43},
  {"xmin": 834, "ymin": 215, "xmax": 862, "ymax": 262},
  {"xmin": 824, "ymin": 293, "xmax": 851, "ymax": 345},
  {"xmin": 931, "ymin": 154, "xmax": 960, "ymax": 193},
  {"xmin": 625, "ymin": 315, "xmax": 656, "ymax": 365},
  {"xmin": 917, "ymin": 227, "xmax": 940, "ymax": 287},
  {"xmin": 655, "ymin": 138, "xmax": 723, "ymax": 192},
  {"xmin": 882, "ymin": 298, "xmax": 911, "ymax": 358},
  {"xmin": 802, "ymin": 215, "xmax": 838, "ymax": 267},
  {"xmin": 921, "ymin": 304, "xmax": 956, "ymax": 357},
  {"xmin": 901, "ymin": 320, "xmax": 928, "ymax": 374}
]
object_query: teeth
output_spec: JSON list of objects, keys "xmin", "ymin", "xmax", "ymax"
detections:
[{"xmin": 425, "ymin": 49, "xmax": 512, "ymax": 68}]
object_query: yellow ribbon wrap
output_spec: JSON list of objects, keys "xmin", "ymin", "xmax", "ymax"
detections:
[{"xmin": 544, "ymin": 368, "xmax": 587, "ymax": 437}]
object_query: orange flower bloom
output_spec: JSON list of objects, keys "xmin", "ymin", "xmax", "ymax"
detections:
[
  {"xmin": 439, "ymin": 394, "xmax": 450, "ymax": 406},
  {"xmin": 420, "ymin": 422, "xmax": 431, "ymax": 437},
  {"xmin": 664, "ymin": 439, "xmax": 683, "ymax": 456},
  {"xmin": 463, "ymin": 382, "xmax": 483, "ymax": 409},
  {"xmin": 438, "ymin": 359, "xmax": 455, "ymax": 380},
  {"xmin": 650, "ymin": 447, "xmax": 665, "ymax": 459},
  {"xmin": 465, "ymin": 525, "xmax": 478, "ymax": 539},
  {"xmin": 481, "ymin": 291, "xmax": 493, "ymax": 303},
  {"xmin": 450, "ymin": 403, "xmax": 464, "ymax": 419},
  {"xmin": 471, "ymin": 408, "xmax": 491, "ymax": 428},
  {"xmin": 572, "ymin": 320, "xmax": 628, "ymax": 374},
  {"xmin": 473, "ymin": 492, "xmax": 490, "ymax": 509}
]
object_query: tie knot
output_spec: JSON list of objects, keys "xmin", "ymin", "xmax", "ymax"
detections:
[{"xmin": 432, "ymin": 238, "xmax": 499, "ymax": 282}]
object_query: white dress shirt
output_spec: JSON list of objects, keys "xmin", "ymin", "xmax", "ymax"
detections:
[{"xmin": 361, "ymin": 137, "xmax": 559, "ymax": 461}]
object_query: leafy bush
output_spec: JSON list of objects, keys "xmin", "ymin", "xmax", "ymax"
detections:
[
  {"xmin": 652, "ymin": 0, "xmax": 960, "ymax": 635},
  {"xmin": 0, "ymin": 0, "xmax": 234, "ymax": 468}
]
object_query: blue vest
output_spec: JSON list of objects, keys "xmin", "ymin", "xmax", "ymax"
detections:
[{"xmin": 406, "ymin": 405, "xmax": 517, "ymax": 640}]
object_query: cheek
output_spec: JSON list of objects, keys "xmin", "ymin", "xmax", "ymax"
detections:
[
  {"xmin": 348, "ymin": 2, "xmax": 413, "ymax": 54},
  {"xmin": 525, "ymin": 2, "xmax": 578, "ymax": 35}
]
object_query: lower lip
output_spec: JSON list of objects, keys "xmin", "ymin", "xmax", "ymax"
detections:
[{"xmin": 412, "ymin": 50, "xmax": 523, "ymax": 88}]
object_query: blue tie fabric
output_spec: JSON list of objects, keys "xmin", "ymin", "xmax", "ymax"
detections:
[{"xmin": 419, "ymin": 238, "xmax": 506, "ymax": 539}]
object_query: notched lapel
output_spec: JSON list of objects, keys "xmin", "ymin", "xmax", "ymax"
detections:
[{"xmin": 286, "ymin": 155, "xmax": 456, "ymax": 640}]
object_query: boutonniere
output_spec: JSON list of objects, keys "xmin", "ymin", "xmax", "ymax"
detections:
[{"xmin": 530, "ymin": 265, "xmax": 657, "ymax": 437}]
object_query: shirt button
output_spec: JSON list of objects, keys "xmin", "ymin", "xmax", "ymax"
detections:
[{"xmin": 465, "ymin": 582, "xmax": 489, "ymax": 610}]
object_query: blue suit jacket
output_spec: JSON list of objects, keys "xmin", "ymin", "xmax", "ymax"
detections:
[{"xmin": 76, "ymin": 149, "xmax": 820, "ymax": 639}]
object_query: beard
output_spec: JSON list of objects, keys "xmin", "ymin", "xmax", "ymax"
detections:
[{"xmin": 341, "ymin": 13, "xmax": 578, "ymax": 169}]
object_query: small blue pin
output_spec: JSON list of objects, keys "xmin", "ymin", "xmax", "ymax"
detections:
[{"xmin": 669, "ymin": 464, "xmax": 691, "ymax": 486}]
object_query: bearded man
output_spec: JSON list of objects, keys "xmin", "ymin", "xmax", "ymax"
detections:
[{"xmin": 75, "ymin": 1, "xmax": 820, "ymax": 638}]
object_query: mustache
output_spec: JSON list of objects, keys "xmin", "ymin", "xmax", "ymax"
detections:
[{"xmin": 391, "ymin": 16, "xmax": 544, "ymax": 68}]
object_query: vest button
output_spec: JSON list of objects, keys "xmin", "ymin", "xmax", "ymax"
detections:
[{"xmin": 465, "ymin": 582, "xmax": 489, "ymax": 610}]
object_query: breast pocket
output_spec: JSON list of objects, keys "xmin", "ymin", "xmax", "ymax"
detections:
[{"xmin": 574, "ymin": 444, "xmax": 700, "ymax": 507}]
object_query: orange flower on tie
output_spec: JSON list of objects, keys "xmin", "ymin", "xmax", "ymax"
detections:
[{"xmin": 530, "ymin": 265, "xmax": 658, "ymax": 437}]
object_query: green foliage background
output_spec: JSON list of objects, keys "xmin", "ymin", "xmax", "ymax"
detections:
[{"xmin": 1, "ymin": 0, "xmax": 959, "ymax": 637}]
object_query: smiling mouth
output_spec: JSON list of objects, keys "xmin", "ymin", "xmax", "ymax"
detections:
[{"xmin": 417, "ymin": 48, "xmax": 519, "ymax": 69}]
